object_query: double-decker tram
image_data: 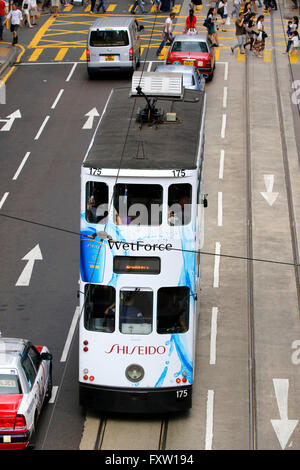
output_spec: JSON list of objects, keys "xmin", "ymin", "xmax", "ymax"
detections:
[{"xmin": 79, "ymin": 72, "xmax": 207, "ymax": 413}]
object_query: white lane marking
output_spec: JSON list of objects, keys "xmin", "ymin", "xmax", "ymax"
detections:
[
  {"xmin": 0, "ymin": 192, "xmax": 9, "ymax": 209},
  {"xmin": 221, "ymin": 114, "xmax": 226, "ymax": 139},
  {"xmin": 66, "ymin": 62, "xmax": 77, "ymax": 82},
  {"xmin": 15, "ymin": 244, "xmax": 43, "ymax": 287},
  {"xmin": 218, "ymin": 192, "xmax": 223, "ymax": 227},
  {"xmin": 147, "ymin": 61, "xmax": 152, "ymax": 72},
  {"xmin": 223, "ymin": 86, "xmax": 227, "ymax": 108},
  {"xmin": 213, "ymin": 242, "xmax": 221, "ymax": 288},
  {"xmin": 60, "ymin": 306, "xmax": 81, "ymax": 362},
  {"xmin": 271, "ymin": 378, "xmax": 298, "ymax": 449},
  {"xmin": 34, "ymin": 115, "xmax": 50, "ymax": 140},
  {"xmin": 51, "ymin": 89, "xmax": 64, "ymax": 109},
  {"xmin": 210, "ymin": 307, "xmax": 218, "ymax": 365},
  {"xmin": 12, "ymin": 152, "xmax": 31, "ymax": 181},
  {"xmin": 49, "ymin": 385, "xmax": 58, "ymax": 404},
  {"xmin": 219, "ymin": 149, "xmax": 224, "ymax": 179},
  {"xmin": 205, "ymin": 390, "xmax": 214, "ymax": 450}
]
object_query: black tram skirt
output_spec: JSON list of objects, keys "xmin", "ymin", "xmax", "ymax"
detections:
[{"xmin": 79, "ymin": 382, "xmax": 192, "ymax": 414}]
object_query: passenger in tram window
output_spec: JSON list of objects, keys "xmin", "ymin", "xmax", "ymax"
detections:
[
  {"xmin": 85, "ymin": 285, "xmax": 115, "ymax": 333},
  {"xmin": 157, "ymin": 287, "xmax": 189, "ymax": 334},
  {"xmin": 168, "ymin": 184, "xmax": 192, "ymax": 225},
  {"xmin": 119, "ymin": 293, "xmax": 144, "ymax": 324},
  {"xmin": 86, "ymin": 182, "xmax": 108, "ymax": 224}
]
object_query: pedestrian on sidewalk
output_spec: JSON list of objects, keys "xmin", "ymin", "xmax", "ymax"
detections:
[
  {"xmin": 5, "ymin": 2, "xmax": 22, "ymax": 45},
  {"xmin": 131, "ymin": 0, "xmax": 146, "ymax": 14},
  {"xmin": 231, "ymin": 11, "xmax": 245, "ymax": 54},
  {"xmin": 0, "ymin": 0, "xmax": 6, "ymax": 40},
  {"xmin": 206, "ymin": 7, "xmax": 219, "ymax": 46},
  {"xmin": 156, "ymin": 12, "xmax": 175, "ymax": 56},
  {"xmin": 51, "ymin": 0, "xmax": 59, "ymax": 16},
  {"xmin": 29, "ymin": 0, "xmax": 39, "ymax": 25},
  {"xmin": 22, "ymin": 0, "xmax": 33, "ymax": 28},
  {"xmin": 252, "ymin": 14, "xmax": 265, "ymax": 57},
  {"xmin": 96, "ymin": 0, "xmax": 106, "ymax": 12}
]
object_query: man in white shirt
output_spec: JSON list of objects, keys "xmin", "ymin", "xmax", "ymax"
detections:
[
  {"xmin": 5, "ymin": 3, "xmax": 22, "ymax": 45},
  {"xmin": 156, "ymin": 12, "xmax": 175, "ymax": 57}
]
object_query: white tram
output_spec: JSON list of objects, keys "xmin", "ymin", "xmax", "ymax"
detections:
[{"xmin": 79, "ymin": 73, "xmax": 207, "ymax": 413}]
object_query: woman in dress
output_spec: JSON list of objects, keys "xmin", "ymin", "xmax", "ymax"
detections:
[{"xmin": 252, "ymin": 14, "xmax": 265, "ymax": 57}]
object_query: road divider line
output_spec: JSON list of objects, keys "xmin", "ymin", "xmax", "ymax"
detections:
[
  {"xmin": 219, "ymin": 149, "xmax": 224, "ymax": 179},
  {"xmin": 205, "ymin": 390, "xmax": 214, "ymax": 450},
  {"xmin": 218, "ymin": 192, "xmax": 223, "ymax": 226},
  {"xmin": 13, "ymin": 152, "xmax": 31, "ymax": 181},
  {"xmin": 210, "ymin": 307, "xmax": 218, "ymax": 365},
  {"xmin": 221, "ymin": 114, "xmax": 226, "ymax": 139},
  {"xmin": 60, "ymin": 306, "xmax": 81, "ymax": 362},
  {"xmin": 34, "ymin": 115, "xmax": 50, "ymax": 140},
  {"xmin": 213, "ymin": 242, "xmax": 221, "ymax": 288},
  {"xmin": 223, "ymin": 86, "xmax": 227, "ymax": 108},
  {"xmin": 51, "ymin": 89, "xmax": 64, "ymax": 109},
  {"xmin": 0, "ymin": 192, "xmax": 9, "ymax": 210},
  {"xmin": 49, "ymin": 385, "xmax": 58, "ymax": 404},
  {"xmin": 66, "ymin": 62, "xmax": 77, "ymax": 82}
]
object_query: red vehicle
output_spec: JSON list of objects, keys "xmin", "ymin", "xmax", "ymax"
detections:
[
  {"xmin": 166, "ymin": 33, "xmax": 216, "ymax": 81},
  {"xmin": 0, "ymin": 337, "xmax": 52, "ymax": 450}
]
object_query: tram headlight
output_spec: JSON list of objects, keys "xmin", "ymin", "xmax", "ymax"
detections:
[{"xmin": 125, "ymin": 364, "xmax": 144, "ymax": 383}]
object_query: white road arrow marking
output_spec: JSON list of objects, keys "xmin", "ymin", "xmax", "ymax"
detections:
[
  {"xmin": 82, "ymin": 107, "xmax": 99, "ymax": 129},
  {"xmin": 271, "ymin": 378, "xmax": 298, "ymax": 450},
  {"xmin": 15, "ymin": 244, "xmax": 43, "ymax": 287},
  {"xmin": 260, "ymin": 174, "xmax": 279, "ymax": 206},
  {"xmin": 0, "ymin": 110, "xmax": 22, "ymax": 131}
]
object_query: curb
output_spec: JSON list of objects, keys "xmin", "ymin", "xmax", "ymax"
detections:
[{"xmin": 0, "ymin": 46, "xmax": 18, "ymax": 77}]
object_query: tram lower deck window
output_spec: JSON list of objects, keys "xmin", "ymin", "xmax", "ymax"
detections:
[
  {"xmin": 157, "ymin": 287, "xmax": 190, "ymax": 334},
  {"xmin": 84, "ymin": 284, "xmax": 115, "ymax": 333},
  {"xmin": 168, "ymin": 184, "xmax": 192, "ymax": 226},
  {"xmin": 86, "ymin": 182, "xmax": 108, "ymax": 224},
  {"xmin": 119, "ymin": 289, "xmax": 153, "ymax": 335},
  {"xmin": 114, "ymin": 184, "xmax": 163, "ymax": 226}
]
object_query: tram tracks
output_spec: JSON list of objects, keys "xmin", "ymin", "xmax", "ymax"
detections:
[{"xmin": 244, "ymin": 8, "xmax": 300, "ymax": 450}]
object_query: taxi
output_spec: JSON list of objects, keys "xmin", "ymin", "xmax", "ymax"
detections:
[
  {"xmin": 0, "ymin": 337, "xmax": 52, "ymax": 450},
  {"xmin": 166, "ymin": 33, "xmax": 215, "ymax": 81}
]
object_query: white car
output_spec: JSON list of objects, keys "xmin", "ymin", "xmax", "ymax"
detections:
[{"xmin": 0, "ymin": 337, "xmax": 52, "ymax": 450}]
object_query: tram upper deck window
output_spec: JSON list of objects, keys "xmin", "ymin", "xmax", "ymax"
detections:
[
  {"xmin": 157, "ymin": 287, "xmax": 190, "ymax": 334},
  {"xmin": 168, "ymin": 184, "xmax": 192, "ymax": 226},
  {"xmin": 86, "ymin": 182, "xmax": 109, "ymax": 224},
  {"xmin": 119, "ymin": 289, "xmax": 153, "ymax": 335},
  {"xmin": 84, "ymin": 284, "xmax": 115, "ymax": 333},
  {"xmin": 113, "ymin": 184, "xmax": 163, "ymax": 226}
]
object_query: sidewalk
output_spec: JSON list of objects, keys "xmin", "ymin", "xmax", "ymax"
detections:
[{"xmin": 0, "ymin": 44, "xmax": 18, "ymax": 77}]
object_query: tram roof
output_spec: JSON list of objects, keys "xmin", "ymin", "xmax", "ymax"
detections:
[{"xmin": 83, "ymin": 87, "xmax": 205, "ymax": 170}]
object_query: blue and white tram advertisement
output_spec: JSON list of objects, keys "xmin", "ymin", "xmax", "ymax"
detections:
[{"xmin": 79, "ymin": 77, "xmax": 206, "ymax": 413}]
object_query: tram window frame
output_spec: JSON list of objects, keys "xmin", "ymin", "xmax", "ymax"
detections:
[
  {"xmin": 119, "ymin": 289, "xmax": 153, "ymax": 335},
  {"xmin": 113, "ymin": 183, "xmax": 163, "ymax": 226},
  {"xmin": 86, "ymin": 182, "xmax": 109, "ymax": 224},
  {"xmin": 84, "ymin": 284, "xmax": 116, "ymax": 333},
  {"xmin": 167, "ymin": 184, "xmax": 192, "ymax": 226},
  {"xmin": 157, "ymin": 286, "xmax": 190, "ymax": 334}
]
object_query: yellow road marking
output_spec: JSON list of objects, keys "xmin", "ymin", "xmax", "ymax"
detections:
[
  {"xmin": 263, "ymin": 49, "xmax": 271, "ymax": 62},
  {"xmin": 85, "ymin": 4, "xmax": 91, "ymax": 11},
  {"xmin": 63, "ymin": 4, "xmax": 73, "ymax": 11},
  {"xmin": 54, "ymin": 47, "xmax": 69, "ymax": 60},
  {"xmin": 28, "ymin": 15, "xmax": 56, "ymax": 49},
  {"xmin": 28, "ymin": 47, "xmax": 44, "ymax": 61},
  {"xmin": 214, "ymin": 48, "xmax": 220, "ymax": 61},
  {"xmin": 172, "ymin": 4, "xmax": 181, "ymax": 13},
  {"xmin": 236, "ymin": 50, "xmax": 245, "ymax": 62},
  {"xmin": 289, "ymin": 51, "xmax": 299, "ymax": 64},
  {"xmin": 107, "ymin": 3, "xmax": 116, "ymax": 11},
  {"xmin": 80, "ymin": 49, "xmax": 87, "ymax": 60}
]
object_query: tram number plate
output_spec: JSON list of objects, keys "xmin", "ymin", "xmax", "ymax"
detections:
[{"xmin": 176, "ymin": 389, "xmax": 188, "ymax": 399}]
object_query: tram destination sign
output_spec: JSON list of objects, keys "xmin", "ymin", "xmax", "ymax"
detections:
[{"xmin": 113, "ymin": 256, "xmax": 161, "ymax": 275}]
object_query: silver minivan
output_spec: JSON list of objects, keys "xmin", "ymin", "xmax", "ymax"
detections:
[{"xmin": 87, "ymin": 17, "xmax": 144, "ymax": 77}]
